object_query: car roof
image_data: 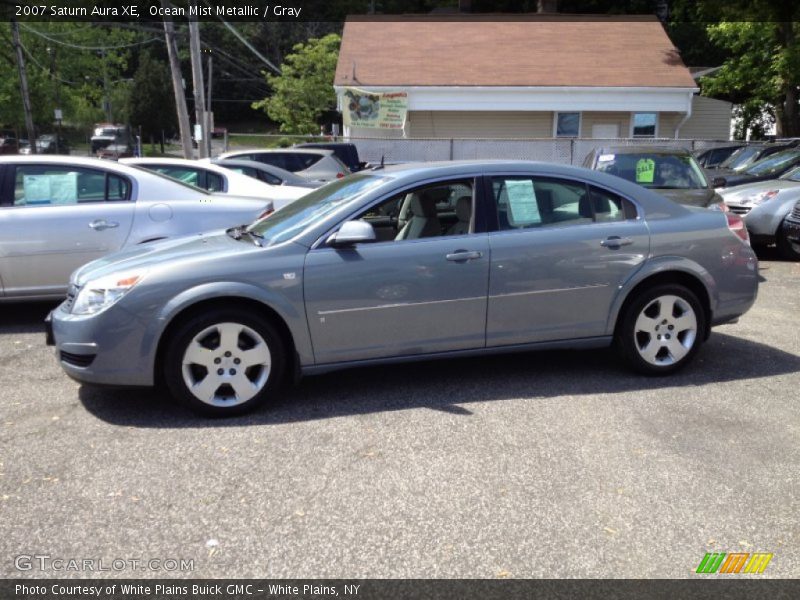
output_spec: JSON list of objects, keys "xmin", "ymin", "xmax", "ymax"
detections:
[
  {"xmin": 593, "ymin": 146, "xmax": 694, "ymax": 157},
  {"xmin": 221, "ymin": 148, "xmax": 334, "ymax": 157}
]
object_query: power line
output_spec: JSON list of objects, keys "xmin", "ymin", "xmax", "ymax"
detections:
[
  {"xmin": 18, "ymin": 39, "xmax": 83, "ymax": 86},
  {"xmin": 19, "ymin": 23, "xmax": 161, "ymax": 51}
]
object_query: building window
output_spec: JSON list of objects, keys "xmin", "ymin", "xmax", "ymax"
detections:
[
  {"xmin": 555, "ymin": 112, "xmax": 581, "ymax": 137},
  {"xmin": 632, "ymin": 113, "xmax": 657, "ymax": 137}
]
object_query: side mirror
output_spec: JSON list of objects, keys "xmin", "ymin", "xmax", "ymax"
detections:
[
  {"xmin": 326, "ymin": 220, "xmax": 376, "ymax": 247},
  {"xmin": 712, "ymin": 177, "xmax": 727, "ymax": 188}
]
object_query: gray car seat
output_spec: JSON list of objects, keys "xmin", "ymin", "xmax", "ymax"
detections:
[
  {"xmin": 446, "ymin": 196, "xmax": 472, "ymax": 235},
  {"xmin": 395, "ymin": 188, "xmax": 446, "ymax": 240}
]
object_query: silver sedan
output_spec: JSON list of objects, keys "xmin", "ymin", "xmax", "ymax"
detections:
[
  {"xmin": 719, "ymin": 165, "xmax": 800, "ymax": 259},
  {"xmin": 0, "ymin": 156, "xmax": 273, "ymax": 301},
  {"xmin": 48, "ymin": 161, "xmax": 759, "ymax": 416}
]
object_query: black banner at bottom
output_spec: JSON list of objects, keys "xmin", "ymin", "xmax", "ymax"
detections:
[{"xmin": 4, "ymin": 579, "xmax": 800, "ymax": 600}]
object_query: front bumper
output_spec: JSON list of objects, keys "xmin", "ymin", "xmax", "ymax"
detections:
[{"xmin": 48, "ymin": 300, "xmax": 156, "ymax": 387}]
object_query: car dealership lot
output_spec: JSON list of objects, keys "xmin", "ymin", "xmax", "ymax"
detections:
[{"xmin": 1, "ymin": 251, "xmax": 798, "ymax": 579}]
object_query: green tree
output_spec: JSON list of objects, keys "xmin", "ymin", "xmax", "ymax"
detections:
[
  {"xmin": 253, "ymin": 33, "xmax": 341, "ymax": 135},
  {"xmin": 129, "ymin": 51, "xmax": 176, "ymax": 153}
]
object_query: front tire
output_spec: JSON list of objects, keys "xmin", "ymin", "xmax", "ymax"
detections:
[
  {"xmin": 163, "ymin": 309, "xmax": 286, "ymax": 416},
  {"xmin": 616, "ymin": 284, "xmax": 705, "ymax": 375}
]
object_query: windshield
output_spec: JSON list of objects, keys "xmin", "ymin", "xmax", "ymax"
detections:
[
  {"xmin": 743, "ymin": 149, "xmax": 800, "ymax": 176},
  {"xmin": 779, "ymin": 165, "xmax": 800, "ymax": 182},
  {"xmin": 720, "ymin": 146, "xmax": 762, "ymax": 170},
  {"xmin": 596, "ymin": 152, "xmax": 707, "ymax": 189},
  {"xmin": 126, "ymin": 164, "xmax": 210, "ymax": 195},
  {"xmin": 247, "ymin": 173, "xmax": 389, "ymax": 246}
]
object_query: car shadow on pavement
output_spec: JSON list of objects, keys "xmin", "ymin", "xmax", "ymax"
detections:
[
  {"xmin": 78, "ymin": 331, "xmax": 800, "ymax": 428},
  {"xmin": 0, "ymin": 301, "xmax": 59, "ymax": 334}
]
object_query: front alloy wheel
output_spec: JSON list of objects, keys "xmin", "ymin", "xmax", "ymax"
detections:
[
  {"xmin": 617, "ymin": 285, "xmax": 705, "ymax": 375},
  {"xmin": 165, "ymin": 310, "xmax": 285, "ymax": 416}
]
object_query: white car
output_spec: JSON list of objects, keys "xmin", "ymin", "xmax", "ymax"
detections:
[
  {"xmin": 121, "ymin": 157, "xmax": 310, "ymax": 210},
  {"xmin": 0, "ymin": 155, "xmax": 273, "ymax": 301},
  {"xmin": 216, "ymin": 148, "xmax": 350, "ymax": 183}
]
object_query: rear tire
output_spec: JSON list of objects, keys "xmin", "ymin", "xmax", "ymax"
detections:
[
  {"xmin": 163, "ymin": 309, "xmax": 286, "ymax": 417},
  {"xmin": 615, "ymin": 284, "xmax": 705, "ymax": 375},
  {"xmin": 776, "ymin": 221, "xmax": 800, "ymax": 261}
]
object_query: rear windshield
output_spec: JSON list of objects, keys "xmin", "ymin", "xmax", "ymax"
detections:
[
  {"xmin": 247, "ymin": 173, "xmax": 388, "ymax": 246},
  {"xmin": 595, "ymin": 152, "xmax": 707, "ymax": 189}
]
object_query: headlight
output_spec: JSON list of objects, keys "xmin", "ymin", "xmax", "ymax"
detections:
[
  {"xmin": 71, "ymin": 270, "xmax": 147, "ymax": 315},
  {"xmin": 745, "ymin": 190, "xmax": 779, "ymax": 205}
]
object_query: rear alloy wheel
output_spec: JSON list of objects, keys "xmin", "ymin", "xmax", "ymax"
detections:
[
  {"xmin": 616, "ymin": 285, "xmax": 705, "ymax": 375},
  {"xmin": 776, "ymin": 220, "xmax": 800, "ymax": 261},
  {"xmin": 164, "ymin": 310, "xmax": 285, "ymax": 416}
]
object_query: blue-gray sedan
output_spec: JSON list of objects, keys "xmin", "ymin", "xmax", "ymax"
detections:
[{"xmin": 48, "ymin": 161, "xmax": 759, "ymax": 416}]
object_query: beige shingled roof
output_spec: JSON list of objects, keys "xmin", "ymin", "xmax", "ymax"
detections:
[{"xmin": 335, "ymin": 15, "xmax": 696, "ymax": 88}]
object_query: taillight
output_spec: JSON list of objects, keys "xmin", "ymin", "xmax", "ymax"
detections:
[
  {"xmin": 257, "ymin": 208, "xmax": 274, "ymax": 220},
  {"xmin": 336, "ymin": 172, "xmax": 345, "ymax": 179},
  {"xmin": 726, "ymin": 213, "xmax": 750, "ymax": 245}
]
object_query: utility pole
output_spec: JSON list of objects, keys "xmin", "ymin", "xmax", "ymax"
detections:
[
  {"xmin": 49, "ymin": 46, "xmax": 63, "ymax": 153},
  {"xmin": 161, "ymin": 0, "xmax": 193, "ymax": 159},
  {"xmin": 188, "ymin": 0, "xmax": 208, "ymax": 158},
  {"xmin": 11, "ymin": 19, "xmax": 37, "ymax": 154},
  {"xmin": 101, "ymin": 49, "xmax": 113, "ymax": 122},
  {"xmin": 205, "ymin": 54, "xmax": 212, "ymax": 158}
]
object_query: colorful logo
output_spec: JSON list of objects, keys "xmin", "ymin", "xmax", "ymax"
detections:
[{"xmin": 696, "ymin": 552, "xmax": 773, "ymax": 574}]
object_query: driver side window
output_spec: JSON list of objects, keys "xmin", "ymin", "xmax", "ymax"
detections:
[{"xmin": 355, "ymin": 180, "xmax": 475, "ymax": 242}]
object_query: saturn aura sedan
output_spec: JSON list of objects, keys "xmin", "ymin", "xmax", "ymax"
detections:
[
  {"xmin": 0, "ymin": 155, "xmax": 273, "ymax": 301},
  {"xmin": 47, "ymin": 161, "xmax": 759, "ymax": 416}
]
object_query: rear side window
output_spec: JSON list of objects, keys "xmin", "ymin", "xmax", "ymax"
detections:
[
  {"xmin": 492, "ymin": 177, "xmax": 636, "ymax": 230},
  {"xmin": 206, "ymin": 171, "xmax": 224, "ymax": 192},
  {"xmin": 295, "ymin": 153, "xmax": 323, "ymax": 169},
  {"xmin": 12, "ymin": 165, "xmax": 130, "ymax": 206},
  {"xmin": 254, "ymin": 153, "xmax": 291, "ymax": 171}
]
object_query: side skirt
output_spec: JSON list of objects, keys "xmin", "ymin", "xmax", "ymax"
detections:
[{"xmin": 301, "ymin": 336, "xmax": 613, "ymax": 376}]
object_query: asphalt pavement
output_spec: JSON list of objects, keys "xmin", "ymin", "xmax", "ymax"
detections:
[{"xmin": 1, "ymin": 250, "xmax": 798, "ymax": 579}]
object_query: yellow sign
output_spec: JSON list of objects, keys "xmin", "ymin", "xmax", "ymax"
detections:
[
  {"xmin": 342, "ymin": 87, "xmax": 408, "ymax": 130},
  {"xmin": 636, "ymin": 158, "xmax": 655, "ymax": 183}
]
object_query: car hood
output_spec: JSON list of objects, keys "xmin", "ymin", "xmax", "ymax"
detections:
[
  {"xmin": 655, "ymin": 188, "xmax": 717, "ymax": 207},
  {"xmin": 720, "ymin": 179, "xmax": 800, "ymax": 201},
  {"xmin": 71, "ymin": 230, "xmax": 244, "ymax": 287}
]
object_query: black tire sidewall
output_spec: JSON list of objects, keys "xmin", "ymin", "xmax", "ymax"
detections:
[
  {"xmin": 163, "ymin": 309, "xmax": 285, "ymax": 417},
  {"xmin": 616, "ymin": 284, "xmax": 706, "ymax": 376}
]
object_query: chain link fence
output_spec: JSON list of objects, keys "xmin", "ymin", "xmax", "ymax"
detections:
[{"xmin": 225, "ymin": 133, "xmax": 737, "ymax": 166}]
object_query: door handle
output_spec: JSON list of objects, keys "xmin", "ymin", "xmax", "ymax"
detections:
[
  {"xmin": 600, "ymin": 236, "xmax": 633, "ymax": 248},
  {"xmin": 89, "ymin": 219, "xmax": 119, "ymax": 231},
  {"xmin": 446, "ymin": 250, "xmax": 483, "ymax": 262}
]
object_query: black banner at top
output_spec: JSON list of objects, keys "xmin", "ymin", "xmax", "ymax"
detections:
[{"xmin": 2, "ymin": 0, "xmax": 798, "ymax": 23}]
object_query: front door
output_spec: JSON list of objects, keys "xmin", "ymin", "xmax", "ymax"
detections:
[{"xmin": 303, "ymin": 178, "xmax": 490, "ymax": 364}]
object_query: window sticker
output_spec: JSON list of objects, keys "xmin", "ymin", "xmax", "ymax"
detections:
[
  {"xmin": 598, "ymin": 154, "xmax": 615, "ymax": 162},
  {"xmin": 635, "ymin": 158, "xmax": 655, "ymax": 183},
  {"xmin": 22, "ymin": 175, "xmax": 51, "ymax": 204},
  {"xmin": 506, "ymin": 179, "xmax": 540, "ymax": 226},
  {"xmin": 48, "ymin": 172, "xmax": 78, "ymax": 204}
]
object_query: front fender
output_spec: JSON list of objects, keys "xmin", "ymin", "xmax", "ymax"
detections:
[{"xmin": 142, "ymin": 280, "xmax": 314, "ymax": 375}]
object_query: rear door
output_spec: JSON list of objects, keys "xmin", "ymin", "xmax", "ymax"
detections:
[
  {"xmin": 485, "ymin": 174, "xmax": 650, "ymax": 346},
  {"xmin": 0, "ymin": 162, "xmax": 135, "ymax": 298}
]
